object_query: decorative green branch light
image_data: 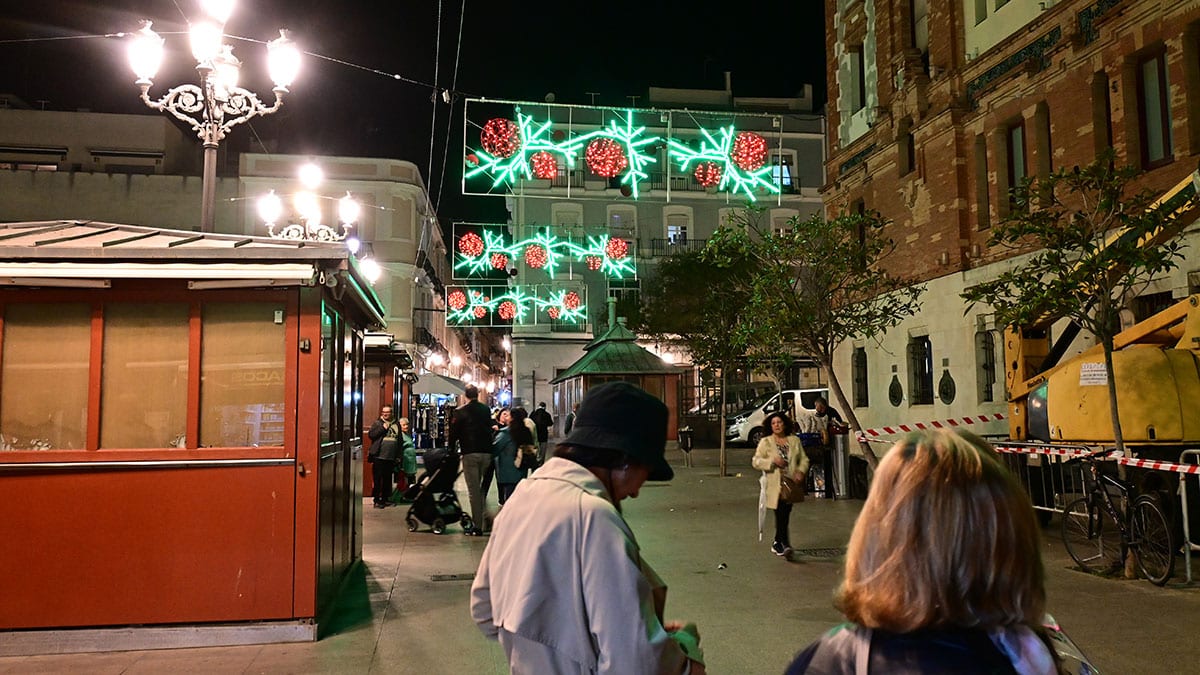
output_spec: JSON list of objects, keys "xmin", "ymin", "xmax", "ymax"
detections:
[
  {"xmin": 454, "ymin": 224, "xmax": 636, "ymax": 280},
  {"xmin": 446, "ymin": 285, "xmax": 588, "ymax": 326},
  {"xmin": 667, "ymin": 126, "xmax": 780, "ymax": 201}
]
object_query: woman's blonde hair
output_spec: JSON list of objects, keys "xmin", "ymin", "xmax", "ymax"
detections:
[{"xmin": 836, "ymin": 429, "xmax": 1045, "ymax": 633}]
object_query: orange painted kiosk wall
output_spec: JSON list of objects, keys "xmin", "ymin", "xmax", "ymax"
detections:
[{"xmin": 0, "ymin": 222, "xmax": 385, "ymax": 639}]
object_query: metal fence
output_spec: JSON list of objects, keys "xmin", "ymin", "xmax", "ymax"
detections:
[{"xmin": 993, "ymin": 442, "xmax": 1094, "ymax": 519}]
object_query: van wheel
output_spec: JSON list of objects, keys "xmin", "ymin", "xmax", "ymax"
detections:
[{"xmin": 748, "ymin": 428, "xmax": 765, "ymax": 447}]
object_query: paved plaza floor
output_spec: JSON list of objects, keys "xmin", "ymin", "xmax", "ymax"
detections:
[{"xmin": 3, "ymin": 445, "xmax": 1200, "ymax": 673}]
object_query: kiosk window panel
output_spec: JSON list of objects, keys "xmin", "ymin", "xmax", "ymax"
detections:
[
  {"xmin": 100, "ymin": 303, "xmax": 189, "ymax": 449},
  {"xmin": 1, "ymin": 303, "xmax": 91, "ymax": 450},
  {"xmin": 200, "ymin": 303, "xmax": 287, "ymax": 448}
]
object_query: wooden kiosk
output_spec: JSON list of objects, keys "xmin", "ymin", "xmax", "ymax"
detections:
[{"xmin": 0, "ymin": 221, "xmax": 384, "ymax": 652}]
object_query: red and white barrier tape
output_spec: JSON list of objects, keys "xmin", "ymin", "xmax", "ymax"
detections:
[
  {"xmin": 855, "ymin": 413, "xmax": 1006, "ymax": 443},
  {"xmin": 996, "ymin": 444, "xmax": 1200, "ymax": 475}
]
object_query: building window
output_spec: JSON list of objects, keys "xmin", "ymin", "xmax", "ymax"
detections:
[
  {"xmin": 907, "ymin": 335, "xmax": 934, "ymax": 405},
  {"xmin": 1092, "ymin": 71, "xmax": 1113, "ymax": 157},
  {"xmin": 771, "ymin": 209, "xmax": 799, "ymax": 236},
  {"xmin": 1185, "ymin": 24, "xmax": 1200, "ymax": 155},
  {"xmin": 849, "ymin": 45, "xmax": 866, "ymax": 113},
  {"xmin": 974, "ymin": 0, "xmax": 988, "ymax": 24},
  {"xmin": 101, "ymin": 303, "xmax": 189, "ymax": 449},
  {"xmin": 974, "ymin": 134, "xmax": 990, "ymax": 230},
  {"xmin": 996, "ymin": 0, "xmax": 1009, "ymax": 7},
  {"xmin": 1006, "ymin": 120, "xmax": 1026, "ymax": 203},
  {"xmin": 852, "ymin": 347, "xmax": 869, "ymax": 408},
  {"xmin": 200, "ymin": 303, "xmax": 288, "ymax": 448},
  {"xmin": 551, "ymin": 203, "xmax": 583, "ymax": 227},
  {"xmin": 663, "ymin": 205, "xmax": 693, "ymax": 244},
  {"xmin": 898, "ymin": 117, "xmax": 915, "ymax": 176},
  {"xmin": 0, "ymin": 303, "xmax": 91, "ymax": 450},
  {"xmin": 909, "ymin": 0, "xmax": 928, "ymax": 54},
  {"xmin": 975, "ymin": 330, "xmax": 997, "ymax": 403},
  {"xmin": 770, "ymin": 150, "xmax": 796, "ymax": 192},
  {"xmin": 1133, "ymin": 291, "xmax": 1175, "ymax": 322},
  {"xmin": 607, "ymin": 206, "xmax": 637, "ymax": 237},
  {"xmin": 1138, "ymin": 50, "xmax": 1173, "ymax": 168}
]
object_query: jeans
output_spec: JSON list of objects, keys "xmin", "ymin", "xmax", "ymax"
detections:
[
  {"xmin": 773, "ymin": 500, "xmax": 793, "ymax": 547},
  {"xmin": 461, "ymin": 452, "xmax": 493, "ymax": 531}
]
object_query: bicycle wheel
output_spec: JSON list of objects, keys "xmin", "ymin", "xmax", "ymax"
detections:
[
  {"xmin": 1131, "ymin": 496, "xmax": 1175, "ymax": 586},
  {"xmin": 1062, "ymin": 497, "xmax": 1122, "ymax": 574}
]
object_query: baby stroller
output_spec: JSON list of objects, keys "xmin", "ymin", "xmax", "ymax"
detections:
[{"xmin": 404, "ymin": 446, "xmax": 472, "ymax": 535}]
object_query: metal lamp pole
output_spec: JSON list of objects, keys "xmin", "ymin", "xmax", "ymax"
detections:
[{"xmin": 127, "ymin": 2, "xmax": 300, "ymax": 232}]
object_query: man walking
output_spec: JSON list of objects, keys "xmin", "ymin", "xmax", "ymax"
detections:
[
  {"xmin": 367, "ymin": 405, "xmax": 400, "ymax": 509},
  {"xmin": 449, "ymin": 384, "xmax": 495, "ymax": 535},
  {"xmin": 530, "ymin": 401, "xmax": 553, "ymax": 463}
]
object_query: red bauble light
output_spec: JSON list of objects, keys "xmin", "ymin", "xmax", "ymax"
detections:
[
  {"xmin": 585, "ymin": 255, "xmax": 603, "ymax": 271},
  {"xmin": 563, "ymin": 291, "xmax": 582, "ymax": 310},
  {"xmin": 498, "ymin": 301, "xmax": 517, "ymax": 320},
  {"xmin": 473, "ymin": 306, "xmax": 487, "ymax": 318},
  {"xmin": 448, "ymin": 290, "xmax": 467, "ymax": 310},
  {"xmin": 693, "ymin": 160, "xmax": 723, "ymax": 187},
  {"xmin": 530, "ymin": 151, "xmax": 558, "ymax": 179},
  {"xmin": 731, "ymin": 131, "xmax": 768, "ymax": 171},
  {"xmin": 552, "ymin": 129, "xmax": 566, "ymax": 142},
  {"xmin": 585, "ymin": 138, "xmax": 628, "ymax": 177},
  {"xmin": 480, "ymin": 118, "xmax": 521, "ymax": 158},
  {"xmin": 524, "ymin": 244, "xmax": 548, "ymax": 269},
  {"xmin": 619, "ymin": 185, "xmax": 633, "ymax": 198},
  {"xmin": 548, "ymin": 307, "xmax": 561, "ymax": 319},
  {"xmin": 605, "ymin": 238, "xmax": 629, "ymax": 260},
  {"xmin": 457, "ymin": 231, "xmax": 484, "ymax": 258},
  {"xmin": 490, "ymin": 253, "xmax": 509, "ymax": 270},
  {"xmin": 465, "ymin": 153, "xmax": 479, "ymax": 167}
]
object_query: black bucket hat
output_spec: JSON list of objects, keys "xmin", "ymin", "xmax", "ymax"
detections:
[{"xmin": 562, "ymin": 382, "xmax": 673, "ymax": 481}]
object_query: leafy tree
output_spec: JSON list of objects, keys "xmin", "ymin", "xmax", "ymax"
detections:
[
  {"xmin": 962, "ymin": 156, "xmax": 1191, "ymax": 458},
  {"xmin": 637, "ymin": 249, "xmax": 752, "ymax": 476},
  {"xmin": 704, "ymin": 209, "xmax": 924, "ymax": 468}
]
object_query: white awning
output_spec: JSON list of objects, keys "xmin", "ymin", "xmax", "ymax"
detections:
[{"xmin": 0, "ymin": 262, "xmax": 317, "ymax": 282}]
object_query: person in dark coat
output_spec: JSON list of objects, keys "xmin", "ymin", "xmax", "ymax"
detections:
[
  {"xmin": 450, "ymin": 384, "xmax": 496, "ymax": 535},
  {"xmin": 530, "ymin": 402, "xmax": 554, "ymax": 463},
  {"xmin": 367, "ymin": 405, "xmax": 399, "ymax": 509}
]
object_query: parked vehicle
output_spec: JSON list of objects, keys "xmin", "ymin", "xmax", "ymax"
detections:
[{"xmin": 725, "ymin": 387, "xmax": 829, "ymax": 446}]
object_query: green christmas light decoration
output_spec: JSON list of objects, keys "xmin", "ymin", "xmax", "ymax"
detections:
[
  {"xmin": 667, "ymin": 126, "xmax": 781, "ymax": 201},
  {"xmin": 445, "ymin": 285, "xmax": 588, "ymax": 326},
  {"xmin": 567, "ymin": 114, "xmax": 660, "ymax": 198},
  {"xmin": 453, "ymin": 225, "xmax": 635, "ymax": 280}
]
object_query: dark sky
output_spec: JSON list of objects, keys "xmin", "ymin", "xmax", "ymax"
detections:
[{"xmin": 0, "ymin": 1, "xmax": 826, "ymax": 222}]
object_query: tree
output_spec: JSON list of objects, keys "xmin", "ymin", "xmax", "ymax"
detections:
[
  {"xmin": 961, "ymin": 156, "xmax": 1191, "ymax": 458},
  {"xmin": 637, "ymin": 249, "xmax": 752, "ymax": 476},
  {"xmin": 704, "ymin": 209, "xmax": 925, "ymax": 468}
]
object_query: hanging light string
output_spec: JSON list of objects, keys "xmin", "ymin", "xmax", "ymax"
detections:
[
  {"xmin": 426, "ymin": 0, "xmax": 443, "ymax": 191},
  {"xmin": 434, "ymin": 0, "xmax": 467, "ymax": 214}
]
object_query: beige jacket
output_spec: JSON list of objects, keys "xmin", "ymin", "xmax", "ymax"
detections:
[{"xmin": 751, "ymin": 435, "xmax": 810, "ymax": 509}]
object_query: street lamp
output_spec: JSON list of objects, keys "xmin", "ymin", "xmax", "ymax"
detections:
[{"xmin": 128, "ymin": 1, "xmax": 300, "ymax": 233}]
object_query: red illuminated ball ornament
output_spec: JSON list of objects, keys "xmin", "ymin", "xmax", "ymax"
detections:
[
  {"xmin": 693, "ymin": 161, "xmax": 723, "ymax": 187},
  {"xmin": 548, "ymin": 307, "xmax": 561, "ymax": 319},
  {"xmin": 552, "ymin": 129, "xmax": 566, "ymax": 142},
  {"xmin": 730, "ymin": 131, "xmax": 768, "ymax": 171},
  {"xmin": 480, "ymin": 118, "xmax": 521, "ymax": 158},
  {"xmin": 605, "ymin": 238, "xmax": 629, "ymax": 260},
  {"xmin": 448, "ymin": 290, "xmax": 467, "ymax": 310},
  {"xmin": 465, "ymin": 153, "xmax": 479, "ymax": 167},
  {"xmin": 530, "ymin": 151, "xmax": 558, "ymax": 179},
  {"xmin": 563, "ymin": 291, "xmax": 582, "ymax": 310},
  {"xmin": 619, "ymin": 185, "xmax": 632, "ymax": 198},
  {"xmin": 584, "ymin": 255, "xmax": 603, "ymax": 270},
  {"xmin": 458, "ymin": 232, "xmax": 484, "ymax": 257},
  {"xmin": 585, "ymin": 138, "xmax": 628, "ymax": 177},
  {"xmin": 524, "ymin": 244, "xmax": 548, "ymax": 269},
  {"xmin": 498, "ymin": 301, "xmax": 517, "ymax": 320},
  {"xmin": 473, "ymin": 306, "xmax": 487, "ymax": 318},
  {"xmin": 490, "ymin": 253, "xmax": 509, "ymax": 270}
]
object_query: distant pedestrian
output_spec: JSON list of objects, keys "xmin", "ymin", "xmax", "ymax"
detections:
[
  {"xmin": 449, "ymin": 384, "xmax": 495, "ymax": 536},
  {"xmin": 563, "ymin": 402, "xmax": 580, "ymax": 436},
  {"xmin": 751, "ymin": 412, "xmax": 809, "ymax": 556},
  {"xmin": 786, "ymin": 430, "xmax": 1057, "ymax": 674},
  {"xmin": 397, "ymin": 416, "xmax": 418, "ymax": 498},
  {"xmin": 471, "ymin": 382, "xmax": 705, "ymax": 674},
  {"xmin": 367, "ymin": 405, "xmax": 399, "ymax": 509},
  {"xmin": 530, "ymin": 401, "xmax": 553, "ymax": 462},
  {"xmin": 491, "ymin": 408, "xmax": 523, "ymax": 505}
]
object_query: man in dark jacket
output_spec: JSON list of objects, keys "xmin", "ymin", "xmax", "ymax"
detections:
[
  {"xmin": 367, "ymin": 405, "xmax": 400, "ymax": 509},
  {"xmin": 450, "ymin": 384, "xmax": 495, "ymax": 535},
  {"xmin": 530, "ymin": 402, "xmax": 554, "ymax": 463}
]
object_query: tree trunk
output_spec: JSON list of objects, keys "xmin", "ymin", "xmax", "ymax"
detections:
[
  {"xmin": 1102, "ymin": 335, "xmax": 1127, "ymax": 459},
  {"xmin": 719, "ymin": 367, "xmax": 728, "ymax": 477},
  {"xmin": 820, "ymin": 353, "xmax": 880, "ymax": 470}
]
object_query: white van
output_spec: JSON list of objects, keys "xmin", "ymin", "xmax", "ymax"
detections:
[{"xmin": 725, "ymin": 388, "xmax": 830, "ymax": 446}]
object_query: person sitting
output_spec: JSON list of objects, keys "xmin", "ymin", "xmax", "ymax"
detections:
[{"xmin": 786, "ymin": 429, "xmax": 1058, "ymax": 674}]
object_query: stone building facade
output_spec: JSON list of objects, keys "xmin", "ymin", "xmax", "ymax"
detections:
[{"xmin": 823, "ymin": 0, "xmax": 1200, "ymax": 435}]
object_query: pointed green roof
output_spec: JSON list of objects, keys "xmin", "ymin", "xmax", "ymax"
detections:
[{"xmin": 551, "ymin": 321, "xmax": 681, "ymax": 383}]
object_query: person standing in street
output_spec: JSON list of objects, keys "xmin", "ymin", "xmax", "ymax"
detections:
[
  {"xmin": 751, "ymin": 412, "xmax": 809, "ymax": 556},
  {"xmin": 449, "ymin": 384, "xmax": 495, "ymax": 536},
  {"xmin": 471, "ymin": 382, "xmax": 706, "ymax": 674},
  {"xmin": 530, "ymin": 401, "xmax": 553, "ymax": 463},
  {"xmin": 397, "ymin": 416, "xmax": 418, "ymax": 500},
  {"xmin": 563, "ymin": 402, "xmax": 579, "ymax": 436},
  {"xmin": 367, "ymin": 405, "xmax": 400, "ymax": 509}
]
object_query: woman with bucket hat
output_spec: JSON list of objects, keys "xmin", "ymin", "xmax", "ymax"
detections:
[{"xmin": 470, "ymin": 382, "xmax": 706, "ymax": 674}]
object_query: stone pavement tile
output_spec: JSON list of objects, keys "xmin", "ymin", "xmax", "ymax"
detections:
[{"xmin": 0, "ymin": 651, "xmax": 133, "ymax": 674}]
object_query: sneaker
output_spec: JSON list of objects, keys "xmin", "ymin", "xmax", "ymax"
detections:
[{"xmin": 771, "ymin": 541, "xmax": 787, "ymax": 556}]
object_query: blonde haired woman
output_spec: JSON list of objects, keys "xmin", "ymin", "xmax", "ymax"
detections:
[
  {"xmin": 751, "ymin": 412, "xmax": 809, "ymax": 557},
  {"xmin": 786, "ymin": 430, "xmax": 1059, "ymax": 674}
]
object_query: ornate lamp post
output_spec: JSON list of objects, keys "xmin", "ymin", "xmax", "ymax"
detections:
[{"xmin": 127, "ymin": 0, "xmax": 301, "ymax": 232}]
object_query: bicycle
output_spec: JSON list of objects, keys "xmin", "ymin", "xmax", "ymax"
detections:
[{"xmin": 1061, "ymin": 452, "xmax": 1176, "ymax": 586}]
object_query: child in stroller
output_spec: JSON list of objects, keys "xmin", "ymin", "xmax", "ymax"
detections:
[{"xmin": 404, "ymin": 446, "xmax": 473, "ymax": 534}]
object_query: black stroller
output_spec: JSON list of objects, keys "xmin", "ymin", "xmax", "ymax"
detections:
[{"xmin": 404, "ymin": 446, "xmax": 472, "ymax": 534}]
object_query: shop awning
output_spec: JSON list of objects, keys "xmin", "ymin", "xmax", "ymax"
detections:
[{"xmin": 411, "ymin": 373, "xmax": 467, "ymax": 396}]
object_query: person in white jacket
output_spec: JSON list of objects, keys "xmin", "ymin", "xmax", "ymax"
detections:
[{"xmin": 470, "ymin": 382, "xmax": 705, "ymax": 674}]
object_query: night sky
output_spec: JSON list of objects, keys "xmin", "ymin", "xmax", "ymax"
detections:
[{"xmin": 0, "ymin": 1, "xmax": 826, "ymax": 222}]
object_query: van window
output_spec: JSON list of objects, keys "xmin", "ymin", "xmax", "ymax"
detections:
[
  {"xmin": 763, "ymin": 394, "xmax": 780, "ymax": 413},
  {"xmin": 781, "ymin": 392, "xmax": 797, "ymax": 419},
  {"xmin": 800, "ymin": 390, "xmax": 824, "ymax": 409}
]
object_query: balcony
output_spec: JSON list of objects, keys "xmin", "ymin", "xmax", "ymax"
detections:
[{"xmin": 644, "ymin": 238, "xmax": 709, "ymax": 257}]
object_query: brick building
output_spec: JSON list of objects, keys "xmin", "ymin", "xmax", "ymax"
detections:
[{"xmin": 823, "ymin": 0, "xmax": 1200, "ymax": 434}]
